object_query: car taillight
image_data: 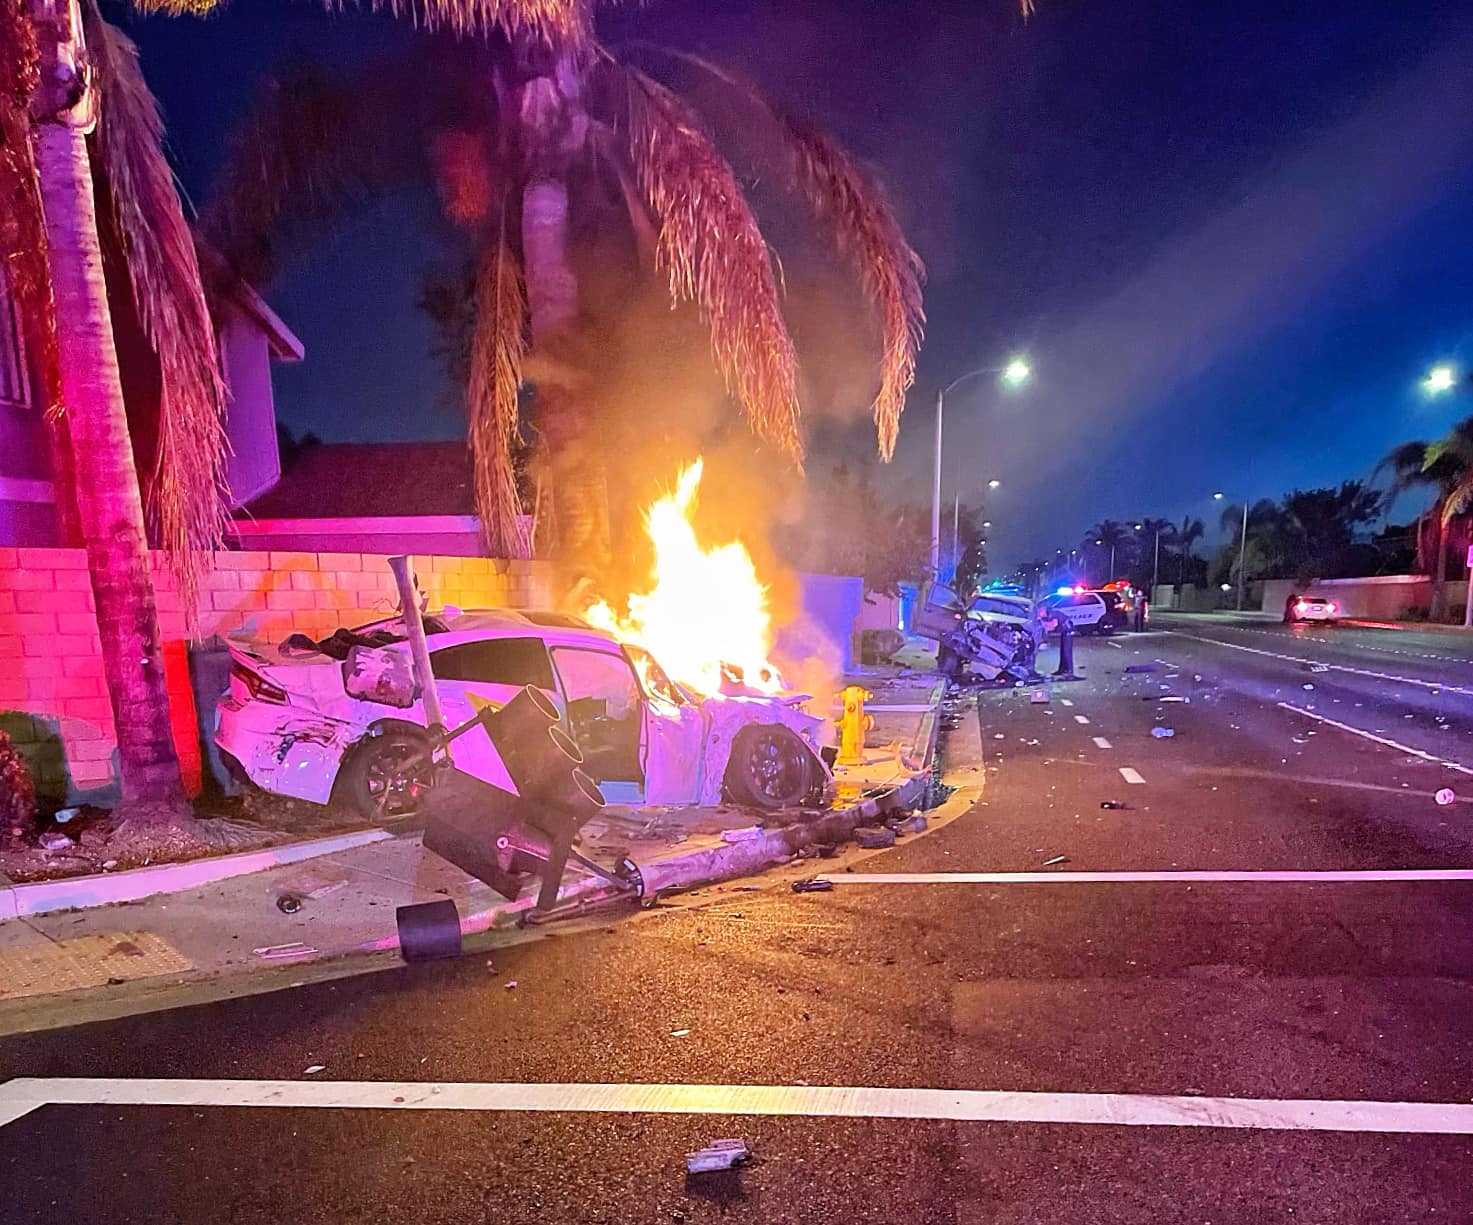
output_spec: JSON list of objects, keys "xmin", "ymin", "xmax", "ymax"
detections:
[
  {"xmin": 1295, "ymin": 601, "xmax": 1308, "ymax": 612},
  {"xmin": 231, "ymin": 660, "xmax": 288, "ymax": 704},
  {"xmin": 1327, "ymin": 602, "xmax": 1338, "ymax": 614}
]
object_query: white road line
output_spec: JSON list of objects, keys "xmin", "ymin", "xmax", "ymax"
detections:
[
  {"xmin": 1119, "ymin": 767, "xmax": 1146, "ymax": 784},
  {"xmin": 824, "ymin": 869, "xmax": 1473, "ymax": 883},
  {"xmin": 1277, "ymin": 703, "xmax": 1473, "ymax": 777},
  {"xmin": 4, "ymin": 1077, "xmax": 1473, "ymax": 1136},
  {"xmin": 1060, "ymin": 699, "xmax": 1074, "ymax": 707},
  {"xmin": 1074, "ymin": 714, "xmax": 1091, "ymax": 725},
  {"xmin": 1092, "ymin": 737, "xmax": 1113, "ymax": 749},
  {"xmin": 1169, "ymin": 631, "xmax": 1473, "ymax": 697},
  {"xmin": 0, "ymin": 1096, "xmax": 41, "ymax": 1128}
]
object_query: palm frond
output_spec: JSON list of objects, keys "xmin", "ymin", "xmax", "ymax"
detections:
[
  {"xmin": 623, "ymin": 67, "xmax": 802, "ymax": 461},
  {"xmin": 1442, "ymin": 470, "xmax": 1473, "ymax": 526},
  {"xmin": 86, "ymin": 4, "xmax": 228, "ymax": 614},
  {"xmin": 781, "ymin": 119, "xmax": 924, "ymax": 459},
  {"xmin": 127, "ymin": 0, "xmax": 227, "ymax": 13},
  {"xmin": 468, "ymin": 220, "xmax": 530, "ymax": 557},
  {"xmin": 0, "ymin": 1, "xmax": 60, "ymax": 414},
  {"xmin": 328, "ymin": 0, "xmax": 589, "ymax": 42},
  {"xmin": 616, "ymin": 46, "xmax": 922, "ymax": 460}
]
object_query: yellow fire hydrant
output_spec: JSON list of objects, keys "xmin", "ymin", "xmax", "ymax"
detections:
[{"xmin": 837, "ymin": 684, "xmax": 874, "ymax": 765}]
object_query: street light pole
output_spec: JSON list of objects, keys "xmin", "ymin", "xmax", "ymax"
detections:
[
  {"xmin": 929, "ymin": 388, "xmax": 944, "ymax": 579},
  {"xmin": 930, "ymin": 359, "xmax": 1030, "ymax": 581},
  {"xmin": 1152, "ymin": 528, "xmax": 1161, "ymax": 595},
  {"xmin": 1237, "ymin": 499, "xmax": 1249, "ymax": 612}
]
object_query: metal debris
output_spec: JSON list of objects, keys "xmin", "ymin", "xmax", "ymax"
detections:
[
  {"xmin": 1151, "ymin": 727, "xmax": 1175, "ymax": 739},
  {"xmin": 1124, "ymin": 663, "xmax": 1159, "ymax": 674},
  {"xmin": 1043, "ymin": 854, "xmax": 1069, "ymax": 866},
  {"xmin": 791, "ymin": 878, "xmax": 834, "ymax": 893},
  {"xmin": 686, "ymin": 1139, "xmax": 751, "ymax": 1174}
]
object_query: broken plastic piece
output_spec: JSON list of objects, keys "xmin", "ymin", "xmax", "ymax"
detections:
[
  {"xmin": 1436, "ymin": 788, "xmax": 1456, "ymax": 806},
  {"xmin": 791, "ymin": 877, "xmax": 834, "ymax": 893},
  {"xmin": 686, "ymin": 1139, "xmax": 751, "ymax": 1173},
  {"xmin": 1150, "ymin": 726, "xmax": 1175, "ymax": 739},
  {"xmin": 1124, "ymin": 663, "xmax": 1158, "ymax": 674},
  {"xmin": 1043, "ymin": 854, "xmax": 1069, "ymax": 866},
  {"xmin": 1099, "ymin": 801, "xmax": 1129, "ymax": 810}
]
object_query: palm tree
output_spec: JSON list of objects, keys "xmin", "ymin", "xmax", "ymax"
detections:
[
  {"xmin": 1134, "ymin": 516, "xmax": 1175, "ymax": 592},
  {"xmin": 202, "ymin": 14, "xmax": 930, "ymax": 577},
  {"xmin": 3, "ymin": 0, "xmax": 229, "ymax": 815},
  {"xmin": 1176, "ymin": 515, "xmax": 1205, "ymax": 586},
  {"xmin": 1084, "ymin": 519, "xmax": 1132, "ymax": 584},
  {"xmin": 1381, "ymin": 416, "xmax": 1473, "ymax": 620}
]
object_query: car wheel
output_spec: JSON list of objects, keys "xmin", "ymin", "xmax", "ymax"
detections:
[
  {"xmin": 725, "ymin": 725, "xmax": 817, "ymax": 810},
  {"xmin": 937, "ymin": 644, "xmax": 961, "ymax": 677},
  {"xmin": 1095, "ymin": 621, "xmax": 1114, "ymax": 636},
  {"xmin": 339, "ymin": 725, "xmax": 436, "ymax": 825}
]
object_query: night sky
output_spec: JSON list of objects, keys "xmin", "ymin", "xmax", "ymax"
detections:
[{"xmin": 122, "ymin": 0, "xmax": 1473, "ymax": 567}]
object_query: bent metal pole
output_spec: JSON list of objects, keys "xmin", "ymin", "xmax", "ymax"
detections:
[{"xmin": 388, "ymin": 555, "xmax": 445, "ymax": 730}]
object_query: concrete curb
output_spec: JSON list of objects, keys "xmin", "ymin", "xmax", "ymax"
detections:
[
  {"xmin": 1346, "ymin": 619, "xmax": 1472, "ymax": 635},
  {"xmin": 1, "ymin": 828, "xmax": 392, "ymax": 920}
]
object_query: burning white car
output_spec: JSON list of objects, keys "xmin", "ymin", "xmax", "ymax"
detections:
[{"xmin": 216, "ymin": 608, "xmax": 830, "ymax": 822}]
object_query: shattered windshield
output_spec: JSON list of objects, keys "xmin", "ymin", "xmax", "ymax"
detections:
[{"xmin": 624, "ymin": 645, "xmax": 687, "ymax": 706}]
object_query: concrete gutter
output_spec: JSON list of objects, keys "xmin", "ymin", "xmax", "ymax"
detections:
[{"xmin": 1, "ymin": 829, "xmax": 392, "ymax": 920}]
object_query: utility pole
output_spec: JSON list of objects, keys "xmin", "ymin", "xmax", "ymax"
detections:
[{"xmin": 1237, "ymin": 500, "xmax": 1249, "ymax": 612}]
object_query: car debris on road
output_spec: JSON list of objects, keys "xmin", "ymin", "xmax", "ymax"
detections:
[{"xmin": 686, "ymin": 1139, "xmax": 751, "ymax": 1174}]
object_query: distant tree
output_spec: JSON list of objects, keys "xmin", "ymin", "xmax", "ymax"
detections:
[
  {"xmin": 1083, "ymin": 519, "xmax": 1134, "ymax": 584},
  {"xmin": 1378, "ymin": 416, "xmax": 1473, "ymax": 620},
  {"xmin": 1175, "ymin": 516, "xmax": 1205, "ymax": 586},
  {"xmin": 1278, "ymin": 481, "xmax": 1383, "ymax": 580},
  {"xmin": 1131, "ymin": 517, "xmax": 1176, "ymax": 591}
]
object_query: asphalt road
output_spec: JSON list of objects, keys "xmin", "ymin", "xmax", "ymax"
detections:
[{"xmin": 3, "ymin": 612, "xmax": 1473, "ymax": 1223}]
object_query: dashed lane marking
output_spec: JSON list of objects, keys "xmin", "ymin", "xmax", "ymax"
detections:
[
  {"xmin": 1277, "ymin": 702, "xmax": 1473, "ymax": 776},
  {"xmin": 4, "ymin": 1077, "xmax": 1473, "ymax": 1136},
  {"xmin": 1168, "ymin": 632, "xmax": 1473, "ymax": 697},
  {"xmin": 1092, "ymin": 737, "xmax": 1113, "ymax": 749},
  {"xmin": 1119, "ymin": 767, "xmax": 1146, "ymax": 784},
  {"xmin": 1074, "ymin": 714, "xmax": 1091, "ymax": 725},
  {"xmin": 1060, "ymin": 699, "xmax": 1074, "ymax": 707}
]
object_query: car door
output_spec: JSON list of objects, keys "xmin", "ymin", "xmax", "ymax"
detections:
[
  {"xmin": 626, "ymin": 645, "xmax": 705, "ymax": 806},
  {"xmin": 549, "ymin": 645, "xmax": 648, "ymax": 803},
  {"xmin": 912, "ymin": 583, "xmax": 963, "ymax": 641},
  {"xmin": 430, "ymin": 636, "xmax": 557, "ymax": 791}
]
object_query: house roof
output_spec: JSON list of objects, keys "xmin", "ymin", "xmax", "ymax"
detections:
[{"xmin": 241, "ymin": 442, "xmax": 476, "ymax": 519}]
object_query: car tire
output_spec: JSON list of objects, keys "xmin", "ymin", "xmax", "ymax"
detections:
[
  {"xmin": 725, "ymin": 725, "xmax": 818, "ymax": 810},
  {"xmin": 338, "ymin": 724, "xmax": 436, "ymax": 825},
  {"xmin": 1095, "ymin": 621, "xmax": 1114, "ymax": 636}
]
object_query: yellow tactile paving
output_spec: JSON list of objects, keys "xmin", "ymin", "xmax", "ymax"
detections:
[{"xmin": 0, "ymin": 931, "xmax": 192, "ymax": 999}]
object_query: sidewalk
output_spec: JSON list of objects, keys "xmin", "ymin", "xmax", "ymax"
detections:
[{"xmin": 0, "ymin": 669, "xmax": 945, "ymax": 1028}]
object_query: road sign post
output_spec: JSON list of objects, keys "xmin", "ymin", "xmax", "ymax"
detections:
[{"xmin": 1465, "ymin": 545, "xmax": 1473, "ymax": 628}]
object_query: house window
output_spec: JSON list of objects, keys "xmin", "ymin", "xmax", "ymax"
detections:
[{"xmin": 0, "ymin": 269, "xmax": 32, "ymax": 410}]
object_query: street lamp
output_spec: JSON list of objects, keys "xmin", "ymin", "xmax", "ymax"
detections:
[
  {"xmin": 1424, "ymin": 364, "xmax": 1457, "ymax": 395},
  {"xmin": 1214, "ymin": 491, "xmax": 1250, "ymax": 612},
  {"xmin": 1135, "ymin": 522, "xmax": 1164, "ymax": 595},
  {"xmin": 931, "ymin": 360, "xmax": 1030, "ymax": 577}
]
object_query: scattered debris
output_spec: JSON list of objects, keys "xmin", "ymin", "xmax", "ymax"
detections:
[
  {"xmin": 686, "ymin": 1139, "xmax": 751, "ymax": 1174},
  {"xmin": 275, "ymin": 892, "xmax": 304, "ymax": 915},
  {"xmin": 721, "ymin": 826, "xmax": 764, "ymax": 843},
  {"xmin": 1308, "ymin": 664, "xmax": 1329, "ymax": 673},
  {"xmin": 53, "ymin": 807, "xmax": 81, "ymax": 824},
  {"xmin": 1030, "ymin": 690, "xmax": 1049, "ymax": 703},
  {"xmin": 1099, "ymin": 801, "xmax": 1130, "ymax": 810},
  {"xmin": 37, "ymin": 830, "xmax": 73, "ymax": 852},
  {"xmin": 1124, "ymin": 663, "xmax": 1159, "ymax": 674},
  {"xmin": 1043, "ymin": 854, "xmax": 1069, "ymax": 866},
  {"xmin": 1302, "ymin": 683, "xmax": 1315, "ymax": 691},
  {"xmin": 1150, "ymin": 727, "xmax": 1176, "ymax": 739},
  {"xmin": 1159, "ymin": 696, "xmax": 1189, "ymax": 704},
  {"xmin": 254, "ymin": 941, "xmax": 317, "ymax": 959},
  {"xmin": 791, "ymin": 877, "xmax": 833, "ymax": 893},
  {"xmin": 892, "ymin": 814, "xmax": 928, "ymax": 835},
  {"xmin": 1436, "ymin": 788, "xmax": 1457, "ymax": 806},
  {"xmin": 303, "ymin": 1065, "xmax": 326, "ymax": 1075},
  {"xmin": 670, "ymin": 1028, "xmax": 692, "ymax": 1037},
  {"xmin": 102, "ymin": 859, "xmax": 118, "ymax": 870},
  {"xmin": 505, "ymin": 980, "xmax": 518, "ymax": 989},
  {"xmin": 854, "ymin": 827, "xmax": 897, "ymax": 849}
]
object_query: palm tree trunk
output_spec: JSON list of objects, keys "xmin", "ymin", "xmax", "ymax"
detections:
[
  {"xmin": 521, "ymin": 175, "xmax": 611, "ymax": 582},
  {"xmin": 33, "ymin": 69, "xmax": 184, "ymax": 810},
  {"xmin": 1429, "ymin": 509, "xmax": 1450, "ymax": 621}
]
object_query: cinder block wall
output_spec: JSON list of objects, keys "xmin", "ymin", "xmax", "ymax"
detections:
[{"xmin": 0, "ymin": 548, "xmax": 554, "ymax": 803}]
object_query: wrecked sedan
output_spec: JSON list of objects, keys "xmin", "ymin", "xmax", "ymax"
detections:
[{"xmin": 216, "ymin": 608, "xmax": 829, "ymax": 822}]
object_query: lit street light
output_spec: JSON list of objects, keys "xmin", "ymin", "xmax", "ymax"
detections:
[
  {"xmin": 1214, "ymin": 490, "xmax": 1250, "ymax": 612},
  {"xmin": 931, "ymin": 360, "xmax": 1030, "ymax": 578},
  {"xmin": 1424, "ymin": 364, "xmax": 1458, "ymax": 395}
]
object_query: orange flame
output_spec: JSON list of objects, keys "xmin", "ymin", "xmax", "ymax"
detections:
[{"xmin": 585, "ymin": 458, "xmax": 780, "ymax": 695}]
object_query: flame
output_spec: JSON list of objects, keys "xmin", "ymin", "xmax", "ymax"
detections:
[{"xmin": 585, "ymin": 458, "xmax": 780, "ymax": 695}]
